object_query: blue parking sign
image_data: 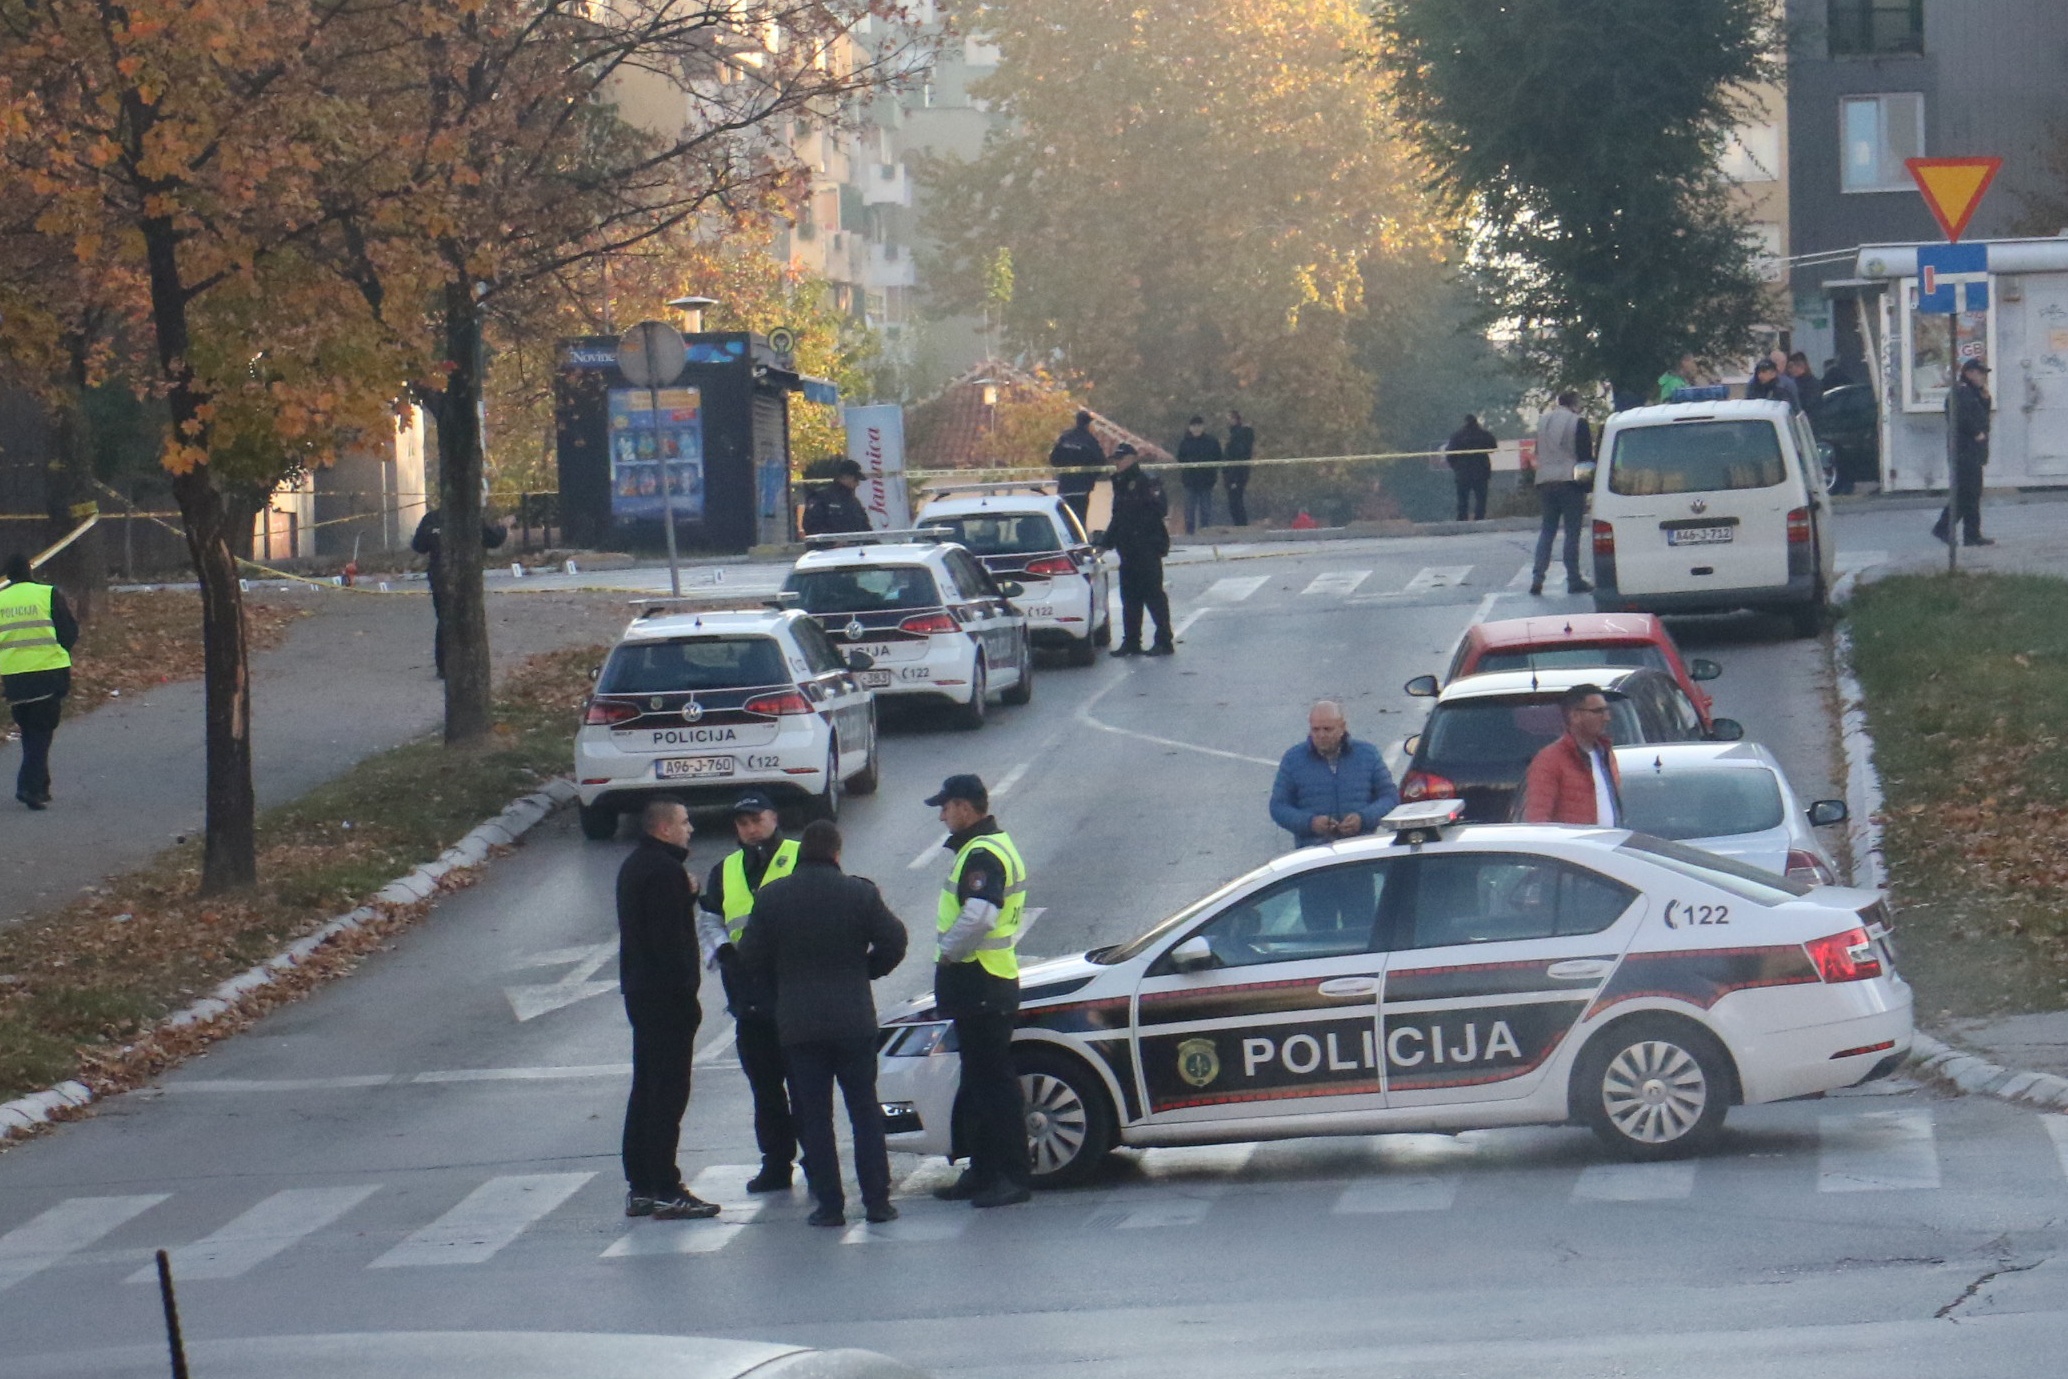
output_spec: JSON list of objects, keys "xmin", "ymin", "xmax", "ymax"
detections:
[{"xmin": 1916, "ymin": 243, "xmax": 1989, "ymax": 314}]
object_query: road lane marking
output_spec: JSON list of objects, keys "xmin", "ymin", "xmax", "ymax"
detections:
[
  {"xmin": 413, "ymin": 1064, "xmax": 631, "ymax": 1084},
  {"xmin": 1818, "ymin": 1110, "xmax": 1940, "ymax": 1192},
  {"xmin": 1332, "ymin": 1175, "xmax": 1458, "ymax": 1214},
  {"xmin": 129, "ymin": 1186, "xmax": 377, "ymax": 1282},
  {"xmin": 163, "ymin": 1075, "xmax": 397, "ymax": 1093},
  {"xmin": 503, "ymin": 942, "xmax": 619, "ymax": 1022},
  {"xmin": 2044, "ymin": 1115, "xmax": 2068, "ymax": 1179},
  {"xmin": 603, "ymin": 1165, "xmax": 765, "ymax": 1256},
  {"xmin": 1405, "ymin": 565, "xmax": 1473, "ymax": 593},
  {"xmin": 1072, "ymin": 610, "xmax": 1275, "ymax": 768},
  {"xmin": 693, "ymin": 1032, "xmax": 736, "ymax": 1066},
  {"xmin": 369, "ymin": 1172, "xmax": 592, "ymax": 1267},
  {"xmin": 842, "ymin": 1211, "xmax": 969, "ymax": 1244},
  {"xmin": 1571, "ymin": 1161, "xmax": 1697, "ymax": 1202},
  {"xmin": 1508, "ymin": 563, "xmax": 1535, "ymax": 590},
  {"xmin": 1088, "ymin": 1197, "xmax": 1212, "ymax": 1230},
  {"xmin": 1302, "ymin": 570, "xmax": 1370, "ymax": 597},
  {"xmin": 0, "ymin": 1195, "xmax": 168, "ymax": 1292},
  {"xmin": 1204, "ymin": 575, "xmax": 1268, "ymax": 602}
]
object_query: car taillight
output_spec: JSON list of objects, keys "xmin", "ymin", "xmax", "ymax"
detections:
[
  {"xmin": 1592, "ymin": 520, "xmax": 1615, "ymax": 557},
  {"xmin": 1804, "ymin": 927, "xmax": 1883, "ymax": 983},
  {"xmin": 1400, "ymin": 770, "xmax": 1457, "ymax": 802},
  {"xmin": 1022, "ymin": 556, "xmax": 1075, "ymax": 577},
  {"xmin": 743, "ymin": 691, "xmax": 814, "ymax": 716},
  {"xmin": 1787, "ymin": 507, "xmax": 1811, "ymax": 544},
  {"xmin": 899, "ymin": 612, "xmax": 959, "ymax": 635},
  {"xmin": 1785, "ymin": 850, "xmax": 1836, "ymax": 886},
  {"xmin": 583, "ymin": 698, "xmax": 640, "ymax": 727}
]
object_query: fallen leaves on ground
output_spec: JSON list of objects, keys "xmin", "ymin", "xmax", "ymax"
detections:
[{"xmin": 65, "ymin": 590, "xmax": 310, "ymax": 715}]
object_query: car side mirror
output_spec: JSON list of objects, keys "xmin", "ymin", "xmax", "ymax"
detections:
[
  {"xmin": 997, "ymin": 580, "xmax": 1025, "ymax": 599},
  {"xmin": 844, "ymin": 650, "xmax": 875, "ymax": 671},
  {"xmin": 1688, "ymin": 658, "xmax": 1722, "ymax": 682},
  {"xmin": 1169, "ymin": 936, "xmax": 1217, "ymax": 973},
  {"xmin": 1707, "ymin": 717, "xmax": 1745, "ymax": 742},
  {"xmin": 1807, "ymin": 799, "xmax": 1849, "ymax": 827},
  {"xmin": 1404, "ymin": 674, "xmax": 1439, "ymax": 698},
  {"xmin": 588, "ymin": 665, "xmax": 600, "ymax": 682},
  {"xmin": 1403, "ymin": 734, "xmax": 1422, "ymax": 756}
]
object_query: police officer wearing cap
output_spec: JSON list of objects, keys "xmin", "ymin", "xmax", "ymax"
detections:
[
  {"xmin": 1, "ymin": 553, "xmax": 79, "ymax": 811},
  {"xmin": 925, "ymin": 774, "xmax": 1034, "ymax": 1207},
  {"xmin": 696, "ymin": 791, "xmax": 802, "ymax": 1192}
]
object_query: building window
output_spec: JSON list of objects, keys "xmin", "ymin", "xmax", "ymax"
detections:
[
  {"xmin": 1827, "ymin": 0, "xmax": 1924, "ymax": 56},
  {"xmin": 1840, "ymin": 93, "xmax": 1923, "ymax": 193},
  {"xmin": 1721, "ymin": 122, "xmax": 1782, "ymax": 184}
]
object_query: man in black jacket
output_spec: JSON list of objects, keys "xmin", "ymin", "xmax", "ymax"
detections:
[
  {"xmin": 1444, "ymin": 415, "xmax": 1498, "ymax": 522},
  {"xmin": 1174, "ymin": 415, "xmax": 1222, "ymax": 534},
  {"xmin": 410, "ymin": 508, "xmax": 507, "ymax": 678},
  {"xmin": 1050, "ymin": 410, "xmax": 1105, "ymax": 525},
  {"xmin": 1222, "ymin": 411, "xmax": 1255, "ymax": 527},
  {"xmin": 1934, "ymin": 359, "xmax": 1994, "ymax": 547},
  {"xmin": 736, "ymin": 820, "xmax": 908, "ymax": 1228},
  {"xmin": 616, "ymin": 798, "xmax": 722, "ymax": 1221},
  {"xmin": 1099, "ymin": 445, "xmax": 1174, "ymax": 656},
  {"xmin": 801, "ymin": 459, "xmax": 873, "ymax": 536}
]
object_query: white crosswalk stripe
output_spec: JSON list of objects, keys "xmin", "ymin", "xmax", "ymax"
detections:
[
  {"xmin": 1818, "ymin": 1110, "xmax": 1941, "ymax": 1192},
  {"xmin": 1088, "ymin": 1196, "xmax": 1213, "ymax": 1230},
  {"xmin": 1333, "ymin": 1175, "xmax": 1457, "ymax": 1215},
  {"xmin": 1301, "ymin": 570, "xmax": 1370, "ymax": 597},
  {"xmin": 1203, "ymin": 575, "xmax": 1268, "ymax": 602},
  {"xmin": 1571, "ymin": 1161, "xmax": 1697, "ymax": 1202},
  {"xmin": 2043, "ymin": 1115, "xmax": 2068, "ymax": 1179},
  {"xmin": 1405, "ymin": 565, "xmax": 1473, "ymax": 593},
  {"xmin": 1508, "ymin": 563, "xmax": 1536, "ymax": 590},
  {"xmin": 603, "ymin": 1163, "xmax": 765, "ymax": 1257},
  {"xmin": 370, "ymin": 1172, "xmax": 592, "ymax": 1267},
  {"xmin": 129, "ymin": 1186, "xmax": 377, "ymax": 1282},
  {"xmin": 842, "ymin": 1212, "xmax": 969, "ymax": 1245},
  {"xmin": 0, "ymin": 1195, "xmax": 167, "ymax": 1293}
]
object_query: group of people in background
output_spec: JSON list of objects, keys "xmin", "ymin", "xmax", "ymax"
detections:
[{"xmin": 1171, "ymin": 412, "xmax": 1255, "ymax": 533}]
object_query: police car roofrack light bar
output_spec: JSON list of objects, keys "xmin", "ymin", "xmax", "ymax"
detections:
[
  {"xmin": 922, "ymin": 481, "xmax": 1057, "ymax": 497},
  {"xmin": 1382, "ymin": 799, "xmax": 1468, "ymax": 845},
  {"xmin": 802, "ymin": 527, "xmax": 953, "ymax": 548},
  {"xmin": 630, "ymin": 592, "xmax": 799, "ymax": 619}
]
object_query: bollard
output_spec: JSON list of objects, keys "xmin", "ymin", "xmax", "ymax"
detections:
[
  {"xmin": 510, "ymin": 562, "xmax": 524, "ymax": 578},
  {"xmin": 564, "ymin": 559, "xmax": 579, "ymax": 575}
]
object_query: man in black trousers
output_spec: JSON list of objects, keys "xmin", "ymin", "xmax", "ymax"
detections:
[
  {"xmin": 737, "ymin": 820, "xmax": 908, "ymax": 1229},
  {"xmin": 616, "ymin": 798, "xmax": 722, "ymax": 1221}
]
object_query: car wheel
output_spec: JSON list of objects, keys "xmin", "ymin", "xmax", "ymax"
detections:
[
  {"xmin": 1577, "ymin": 1017, "xmax": 1733, "ymax": 1160},
  {"xmin": 953, "ymin": 660, "xmax": 987, "ymax": 730},
  {"xmin": 1001, "ymin": 637, "xmax": 1034, "ymax": 704},
  {"xmin": 1066, "ymin": 628, "xmax": 1098, "ymax": 666},
  {"xmin": 577, "ymin": 801, "xmax": 619, "ymax": 841},
  {"xmin": 1017, "ymin": 1048, "xmax": 1117, "ymax": 1189},
  {"xmin": 846, "ymin": 720, "xmax": 880, "ymax": 795},
  {"xmin": 803, "ymin": 741, "xmax": 841, "ymax": 821}
]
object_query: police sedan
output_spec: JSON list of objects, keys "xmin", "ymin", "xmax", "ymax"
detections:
[{"xmin": 877, "ymin": 801, "xmax": 1911, "ymax": 1186}]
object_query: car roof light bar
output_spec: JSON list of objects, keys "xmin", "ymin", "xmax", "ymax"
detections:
[{"xmin": 802, "ymin": 527, "xmax": 954, "ymax": 549}]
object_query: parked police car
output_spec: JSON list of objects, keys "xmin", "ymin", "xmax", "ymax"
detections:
[
  {"xmin": 574, "ymin": 600, "xmax": 879, "ymax": 839},
  {"xmin": 783, "ymin": 529, "xmax": 1033, "ymax": 729},
  {"xmin": 878, "ymin": 802, "xmax": 1911, "ymax": 1185},
  {"xmin": 914, "ymin": 484, "xmax": 1112, "ymax": 665}
]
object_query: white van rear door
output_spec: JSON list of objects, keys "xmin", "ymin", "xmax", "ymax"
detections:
[{"xmin": 1604, "ymin": 418, "xmax": 1794, "ymax": 597}]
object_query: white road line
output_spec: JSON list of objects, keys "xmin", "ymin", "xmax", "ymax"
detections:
[
  {"xmin": 1203, "ymin": 575, "xmax": 1268, "ymax": 602},
  {"xmin": 1302, "ymin": 570, "xmax": 1371, "ymax": 597},
  {"xmin": 1405, "ymin": 565, "xmax": 1474, "ymax": 593},
  {"xmin": 1507, "ymin": 563, "xmax": 1535, "ymax": 590},
  {"xmin": 1071, "ymin": 609, "xmax": 1274, "ymax": 768},
  {"xmin": 414, "ymin": 1064, "xmax": 631, "ymax": 1084},
  {"xmin": 129, "ymin": 1186, "xmax": 378, "ymax": 1282},
  {"xmin": 369, "ymin": 1172, "xmax": 593, "ymax": 1268},
  {"xmin": 1332, "ymin": 1175, "xmax": 1458, "ymax": 1214},
  {"xmin": 1818, "ymin": 1110, "xmax": 1941, "ymax": 1192},
  {"xmin": 164, "ymin": 1075, "xmax": 396, "ymax": 1093},
  {"xmin": 0, "ymin": 1195, "xmax": 168, "ymax": 1292},
  {"xmin": 991, "ymin": 761, "xmax": 1032, "ymax": 799},
  {"xmin": 602, "ymin": 1164, "xmax": 765, "ymax": 1257},
  {"xmin": 2044, "ymin": 1115, "xmax": 2068, "ymax": 1179},
  {"xmin": 693, "ymin": 1032, "xmax": 736, "ymax": 1066},
  {"xmin": 1139, "ymin": 1143, "xmax": 1257, "ymax": 1181},
  {"xmin": 842, "ymin": 1212, "xmax": 970, "ymax": 1244},
  {"xmin": 1571, "ymin": 1161, "xmax": 1697, "ymax": 1202},
  {"xmin": 908, "ymin": 836, "xmax": 949, "ymax": 870},
  {"xmin": 1088, "ymin": 1197, "xmax": 1213, "ymax": 1230}
]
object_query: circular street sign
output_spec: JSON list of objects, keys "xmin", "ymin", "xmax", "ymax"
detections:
[
  {"xmin": 768, "ymin": 326, "xmax": 797, "ymax": 357},
  {"xmin": 616, "ymin": 320, "xmax": 688, "ymax": 389}
]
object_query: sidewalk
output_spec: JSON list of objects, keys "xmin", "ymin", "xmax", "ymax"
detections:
[{"xmin": 0, "ymin": 588, "xmax": 628, "ymax": 926}]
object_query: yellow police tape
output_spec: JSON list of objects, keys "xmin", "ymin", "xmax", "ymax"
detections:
[{"xmin": 904, "ymin": 445, "xmax": 1492, "ymax": 483}]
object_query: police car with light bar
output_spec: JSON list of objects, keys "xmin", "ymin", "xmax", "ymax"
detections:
[
  {"xmin": 877, "ymin": 800, "xmax": 1912, "ymax": 1186},
  {"xmin": 914, "ymin": 484, "xmax": 1112, "ymax": 666},
  {"xmin": 783, "ymin": 529, "xmax": 1033, "ymax": 729},
  {"xmin": 573, "ymin": 599, "xmax": 879, "ymax": 839}
]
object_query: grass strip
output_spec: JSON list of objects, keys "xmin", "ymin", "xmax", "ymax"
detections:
[
  {"xmin": 1847, "ymin": 572, "xmax": 2068, "ymax": 1021},
  {"xmin": 0, "ymin": 644, "xmax": 603, "ymax": 1105}
]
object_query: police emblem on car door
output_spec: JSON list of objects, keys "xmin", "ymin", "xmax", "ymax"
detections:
[
  {"xmin": 1378, "ymin": 851, "xmax": 1641, "ymax": 1107},
  {"xmin": 1131, "ymin": 859, "xmax": 1394, "ymax": 1123}
]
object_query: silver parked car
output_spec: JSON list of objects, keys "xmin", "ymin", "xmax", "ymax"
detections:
[{"xmin": 1613, "ymin": 741, "xmax": 1848, "ymax": 885}]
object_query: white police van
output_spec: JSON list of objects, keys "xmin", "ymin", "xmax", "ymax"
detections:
[
  {"xmin": 574, "ymin": 599, "xmax": 879, "ymax": 839},
  {"xmin": 914, "ymin": 484, "xmax": 1113, "ymax": 665},
  {"xmin": 783, "ymin": 530, "xmax": 1033, "ymax": 729}
]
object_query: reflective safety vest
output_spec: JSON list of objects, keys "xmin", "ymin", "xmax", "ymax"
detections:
[
  {"xmin": 0, "ymin": 582, "xmax": 69, "ymax": 678},
  {"xmin": 937, "ymin": 830, "xmax": 1028, "ymax": 980},
  {"xmin": 720, "ymin": 839, "xmax": 800, "ymax": 942}
]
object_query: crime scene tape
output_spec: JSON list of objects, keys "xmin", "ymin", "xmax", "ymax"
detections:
[
  {"xmin": 904, "ymin": 445, "xmax": 1492, "ymax": 483},
  {"xmin": 0, "ymin": 512, "xmax": 101, "ymax": 592}
]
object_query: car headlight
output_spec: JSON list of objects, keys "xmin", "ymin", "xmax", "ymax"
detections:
[{"xmin": 880, "ymin": 1021, "xmax": 954, "ymax": 1057}]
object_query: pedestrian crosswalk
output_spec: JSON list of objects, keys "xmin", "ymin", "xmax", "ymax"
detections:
[
  {"xmin": 1192, "ymin": 566, "xmax": 1502, "ymax": 606},
  {"xmin": 1, "ymin": 1108, "xmax": 2058, "ymax": 1290}
]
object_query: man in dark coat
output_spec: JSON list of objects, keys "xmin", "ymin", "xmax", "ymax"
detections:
[
  {"xmin": 736, "ymin": 820, "xmax": 908, "ymax": 1228},
  {"xmin": 801, "ymin": 459, "xmax": 873, "ymax": 536},
  {"xmin": 616, "ymin": 798, "xmax": 722, "ymax": 1221},
  {"xmin": 1444, "ymin": 415, "xmax": 1498, "ymax": 522},
  {"xmin": 1050, "ymin": 410, "xmax": 1105, "ymax": 524},
  {"xmin": 1098, "ymin": 445, "xmax": 1173, "ymax": 656},
  {"xmin": 1174, "ymin": 416, "xmax": 1222, "ymax": 534},
  {"xmin": 411, "ymin": 508, "xmax": 507, "ymax": 678},
  {"xmin": 1934, "ymin": 359, "xmax": 1994, "ymax": 547},
  {"xmin": 1786, "ymin": 352, "xmax": 1825, "ymax": 418},
  {"xmin": 1222, "ymin": 411, "xmax": 1255, "ymax": 527}
]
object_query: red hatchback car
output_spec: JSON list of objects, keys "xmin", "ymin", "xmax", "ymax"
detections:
[{"xmin": 1405, "ymin": 613, "xmax": 1723, "ymax": 728}]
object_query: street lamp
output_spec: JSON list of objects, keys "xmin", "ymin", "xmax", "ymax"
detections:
[{"xmin": 667, "ymin": 295, "xmax": 718, "ymax": 334}]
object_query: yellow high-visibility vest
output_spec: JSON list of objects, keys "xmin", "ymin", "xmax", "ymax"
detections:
[{"xmin": 937, "ymin": 831, "xmax": 1028, "ymax": 980}]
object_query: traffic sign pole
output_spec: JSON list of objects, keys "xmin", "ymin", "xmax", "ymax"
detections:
[{"xmin": 617, "ymin": 320, "xmax": 691, "ymax": 597}]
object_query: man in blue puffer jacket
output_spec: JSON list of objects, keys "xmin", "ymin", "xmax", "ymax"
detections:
[{"xmin": 1269, "ymin": 700, "xmax": 1400, "ymax": 849}]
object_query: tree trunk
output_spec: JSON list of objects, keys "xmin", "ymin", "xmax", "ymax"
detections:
[
  {"xmin": 434, "ymin": 278, "xmax": 493, "ymax": 744},
  {"xmin": 46, "ymin": 346, "xmax": 105, "ymax": 624}
]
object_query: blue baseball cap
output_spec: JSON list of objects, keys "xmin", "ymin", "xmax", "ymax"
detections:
[
  {"xmin": 732, "ymin": 791, "xmax": 778, "ymax": 816},
  {"xmin": 924, "ymin": 774, "xmax": 988, "ymax": 809}
]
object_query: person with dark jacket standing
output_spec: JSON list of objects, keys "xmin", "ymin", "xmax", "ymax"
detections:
[
  {"xmin": 736, "ymin": 820, "xmax": 908, "ymax": 1229},
  {"xmin": 1934, "ymin": 359, "xmax": 1994, "ymax": 547},
  {"xmin": 801, "ymin": 459, "xmax": 873, "ymax": 536},
  {"xmin": 411, "ymin": 508, "xmax": 507, "ymax": 679},
  {"xmin": 1050, "ymin": 410, "xmax": 1105, "ymax": 525},
  {"xmin": 1268, "ymin": 701, "xmax": 1400, "ymax": 848},
  {"xmin": 1786, "ymin": 352, "xmax": 1825, "ymax": 418},
  {"xmin": 695, "ymin": 792, "xmax": 801, "ymax": 1194},
  {"xmin": 0, "ymin": 553, "xmax": 79, "ymax": 811},
  {"xmin": 1444, "ymin": 415, "xmax": 1498, "ymax": 522},
  {"xmin": 1098, "ymin": 445, "xmax": 1174, "ymax": 656},
  {"xmin": 1175, "ymin": 416, "xmax": 1223, "ymax": 534},
  {"xmin": 616, "ymin": 798, "xmax": 722, "ymax": 1221},
  {"xmin": 1222, "ymin": 411, "xmax": 1255, "ymax": 526}
]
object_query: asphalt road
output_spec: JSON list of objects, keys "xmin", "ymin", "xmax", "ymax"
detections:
[{"xmin": 6, "ymin": 527, "xmax": 2064, "ymax": 1377}]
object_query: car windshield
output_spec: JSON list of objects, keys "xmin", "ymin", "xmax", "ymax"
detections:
[
  {"xmin": 1619, "ymin": 766, "xmax": 1785, "ymax": 840},
  {"xmin": 599, "ymin": 636, "xmax": 788, "ymax": 693},
  {"xmin": 923, "ymin": 514, "xmax": 1061, "ymax": 556},
  {"xmin": 1091, "ymin": 871, "xmax": 1262, "ymax": 965},
  {"xmin": 1609, "ymin": 420, "xmax": 1789, "ymax": 496},
  {"xmin": 785, "ymin": 565, "xmax": 943, "ymax": 613},
  {"xmin": 1617, "ymin": 832, "xmax": 1812, "ymax": 902},
  {"xmin": 1421, "ymin": 696, "xmax": 1643, "ymax": 771},
  {"xmin": 1474, "ymin": 645, "xmax": 1668, "ymax": 675}
]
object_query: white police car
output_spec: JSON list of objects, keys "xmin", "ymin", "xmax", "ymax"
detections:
[
  {"xmin": 877, "ymin": 801, "xmax": 1911, "ymax": 1185},
  {"xmin": 574, "ymin": 600, "xmax": 879, "ymax": 839},
  {"xmin": 783, "ymin": 530, "xmax": 1033, "ymax": 729},
  {"xmin": 914, "ymin": 484, "xmax": 1112, "ymax": 665}
]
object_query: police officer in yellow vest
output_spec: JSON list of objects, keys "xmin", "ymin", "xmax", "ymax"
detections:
[
  {"xmin": 925, "ymin": 774, "xmax": 1034, "ymax": 1208},
  {"xmin": 1, "ymin": 554, "xmax": 79, "ymax": 812},
  {"xmin": 695, "ymin": 791, "xmax": 802, "ymax": 1192}
]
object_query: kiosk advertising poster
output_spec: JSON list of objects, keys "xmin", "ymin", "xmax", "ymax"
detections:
[
  {"xmin": 843, "ymin": 403, "xmax": 910, "ymax": 530},
  {"xmin": 609, "ymin": 387, "xmax": 706, "ymax": 520}
]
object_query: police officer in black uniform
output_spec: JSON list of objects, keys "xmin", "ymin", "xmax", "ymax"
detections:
[
  {"xmin": 1099, "ymin": 445, "xmax": 1174, "ymax": 656},
  {"xmin": 1050, "ymin": 409, "xmax": 1105, "ymax": 525},
  {"xmin": 802, "ymin": 459, "xmax": 873, "ymax": 536}
]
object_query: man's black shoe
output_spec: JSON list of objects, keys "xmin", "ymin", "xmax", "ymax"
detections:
[
  {"xmin": 745, "ymin": 1168, "xmax": 793, "ymax": 1193},
  {"xmin": 1145, "ymin": 640, "xmax": 1175, "ymax": 656},
  {"xmin": 1964, "ymin": 537, "xmax": 1997, "ymax": 547},
  {"xmin": 864, "ymin": 1202, "xmax": 899, "ymax": 1224},
  {"xmin": 651, "ymin": 1192, "xmax": 722, "ymax": 1220},
  {"xmin": 807, "ymin": 1205, "xmax": 847, "ymax": 1228},
  {"xmin": 1111, "ymin": 643, "xmax": 1144, "ymax": 658},
  {"xmin": 624, "ymin": 1191, "xmax": 657, "ymax": 1218},
  {"xmin": 1528, "ymin": 578, "xmax": 1545, "ymax": 596},
  {"xmin": 932, "ymin": 1173, "xmax": 986, "ymax": 1202},
  {"xmin": 18, "ymin": 792, "xmax": 45, "ymax": 811},
  {"xmin": 1931, "ymin": 521, "xmax": 1952, "ymax": 546},
  {"xmin": 1568, "ymin": 578, "xmax": 1593, "ymax": 594},
  {"xmin": 970, "ymin": 1182, "xmax": 1032, "ymax": 1209}
]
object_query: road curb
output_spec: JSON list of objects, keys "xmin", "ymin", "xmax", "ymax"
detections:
[{"xmin": 0, "ymin": 778, "xmax": 579, "ymax": 1142}]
